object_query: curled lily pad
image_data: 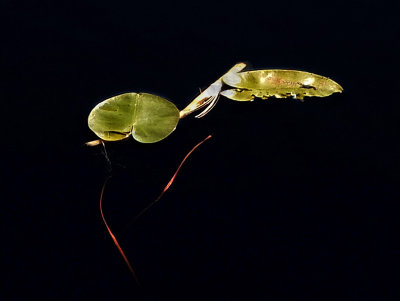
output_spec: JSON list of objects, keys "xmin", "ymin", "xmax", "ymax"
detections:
[{"xmin": 221, "ymin": 69, "xmax": 343, "ymax": 101}]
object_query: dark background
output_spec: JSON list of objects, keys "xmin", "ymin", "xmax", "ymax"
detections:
[{"xmin": 3, "ymin": 0, "xmax": 399, "ymax": 300}]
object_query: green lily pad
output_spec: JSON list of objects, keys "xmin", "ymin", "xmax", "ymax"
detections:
[{"xmin": 88, "ymin": 93, "xmax": 179, "ymax": 143}]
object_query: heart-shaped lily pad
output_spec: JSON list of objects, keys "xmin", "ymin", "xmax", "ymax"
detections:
[{"xmin": 88, "ymin": 93, "xmax": 179, "ymax": 143}]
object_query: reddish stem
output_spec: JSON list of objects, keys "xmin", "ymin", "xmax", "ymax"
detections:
[{"xmin": 99, "ymin": 134, "xmax": 212, "ymax": 284}]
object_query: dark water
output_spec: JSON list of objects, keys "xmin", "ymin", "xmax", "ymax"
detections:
[{"xmin": 3, "ymin": 1, "xmax": 399, "ymax": 300}]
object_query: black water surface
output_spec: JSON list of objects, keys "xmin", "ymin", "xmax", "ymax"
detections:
[{"xmin": 2, "ymin": 1, "xmax": 399, "ymax": 300}]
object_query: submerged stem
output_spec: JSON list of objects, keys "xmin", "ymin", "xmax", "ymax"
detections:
[
  {"xmin": 133, "ymin": 134, "xmax": 212, "ymax": 222},
  {"xmin": 99, "ymin": 176, "xmax": 140, "ymax": 285},
  {"xmin": 99, "ymin": 134, "xmax": 212, "ymax": 285}
]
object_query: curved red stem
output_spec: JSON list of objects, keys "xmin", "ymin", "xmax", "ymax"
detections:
[{"xmin": 99, "ymin": 134, "xmax": 212, "ymax": 284}]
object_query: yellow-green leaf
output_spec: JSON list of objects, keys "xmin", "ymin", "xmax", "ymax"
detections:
[
  {"xmin": 221, "ymin": 70, "xmax": 343, "ymax": 101},
  {"xmin": 88, "ymin": 93, "xmax": 179, "ymax": 143}
]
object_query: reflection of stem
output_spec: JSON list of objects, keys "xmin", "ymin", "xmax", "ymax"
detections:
[
  {"xmin": 132, "ymin": 135, "xmax": 212, "ymax": 222},
  {"xmin": 101, "ymin": 140, "xmax": 112, "ymax": 172},
  {"xmin": 100, "ymin": 176, "xmax": 140, "ymax": 285},
  {"xmin": 99, "ymin": 134, "xmax": 212, "ymax": 286},
  {"xmin": 85, "ymin": 139, "xmax": 112, "ymax": 171}
]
